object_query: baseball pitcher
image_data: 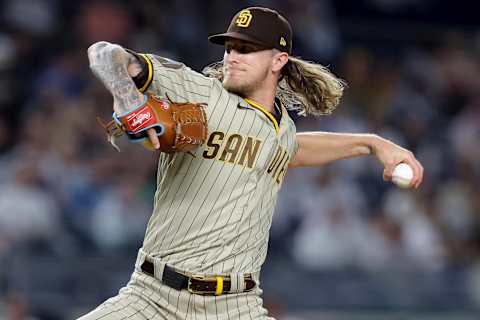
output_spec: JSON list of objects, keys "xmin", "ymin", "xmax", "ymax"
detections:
[{"xmin": 80, "ymin": 6, "xmax": 423, "ymax": 320}]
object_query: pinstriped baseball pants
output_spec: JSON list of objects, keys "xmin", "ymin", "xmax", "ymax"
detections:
[{"xmin": 76, "ymin": 267, "xmax": 274, "ymax": 320}]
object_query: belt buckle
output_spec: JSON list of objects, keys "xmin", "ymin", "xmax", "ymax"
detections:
[{"xmin": 187, "ymin": 275, "xmax": 224, "ymax": 295}]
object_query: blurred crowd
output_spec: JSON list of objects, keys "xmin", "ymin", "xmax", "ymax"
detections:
[{"xmin": 0, "ymin": 0, "xmax": 480, "ymax": 318}]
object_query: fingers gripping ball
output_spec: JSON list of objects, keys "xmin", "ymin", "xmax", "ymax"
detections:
[
  {"xmin": 98, "ymin": 94, "xmax": 208, "ymax": 153},
  {"xmin": 392, "ymin": 163, "xmax": 414, "ymax": 188}
]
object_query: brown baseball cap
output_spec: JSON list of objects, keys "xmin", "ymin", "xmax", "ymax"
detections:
[{"xmin": 208, "ymin": 7, "xmax": 292, "ymax": 54}]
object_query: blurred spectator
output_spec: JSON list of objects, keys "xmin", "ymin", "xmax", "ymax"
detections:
[
  {"xmin": 3, "ymin": 0, "xmax": 58, "ymax": 37},
  {"xmin": 449, "ymin": 102, "xmax": 480, "ymax": 169},
  {"xmin": 2, "ymin": 290, "xmax": 38, "ymax": 320},
  {"xmin": 382, "ymin": 188, "xmax": 446, "ymax": 271},
  {"xmin": 288, "ymin": 0, "xmax": 341, "ymax": 60},
  {"xmin": 76, "ymin": 1, "xmax": 133, "ymax": 45},
  {"xmin": 89, "ymin": 176, "xmax": 151, "ymax": 252},
  {"xmin": 291, "ymin": 166, "xmax": 369, "ymax": 270},
  {"xmin": 0, "ymin": 161, "xmax": 60, "ymax": 253}
]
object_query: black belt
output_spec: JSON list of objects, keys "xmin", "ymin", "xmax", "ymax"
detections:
[{"xmin": 140, "ymin": 260, "xmax": 256, "ymax": 295}]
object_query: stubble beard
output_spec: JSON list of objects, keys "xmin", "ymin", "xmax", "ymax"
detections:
[
  {"xmin": 222, "ymin": 71, "xmax": 265, "ymax": 98},
  {"xmin": 222, "ymin": 77, "xmax": 253, "ymax": 97},
  {"xmin": 222, "ymin": 64, "xmax": 270, "ymax": 97}
]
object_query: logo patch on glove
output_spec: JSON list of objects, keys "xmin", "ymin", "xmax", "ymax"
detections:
[{"xmin": 125, "ymin": 105, "xmax": 156, "ymax": 132}]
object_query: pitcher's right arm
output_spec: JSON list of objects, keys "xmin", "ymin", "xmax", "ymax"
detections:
[
  {"xmin": 87, "ymin": 41, "xmax": 160, "ymax": 149},
  {"xmin": 87, "ymin": 41, "xmax": 145, "ymax": 115}
]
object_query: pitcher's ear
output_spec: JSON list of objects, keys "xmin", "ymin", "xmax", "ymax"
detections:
[{"xmin": 272, "ymin": 52, "xmax": 289, "ymax": 73}]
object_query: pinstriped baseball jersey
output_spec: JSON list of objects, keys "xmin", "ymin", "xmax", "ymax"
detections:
[{"xmin": 133, "ymin": 52, "xmax": 298, "ymax": 276}]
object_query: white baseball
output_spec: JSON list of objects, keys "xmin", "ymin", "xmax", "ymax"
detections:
[{"xmin": 391, "ymin": 163, "xmax": 414, "ymax": 188}]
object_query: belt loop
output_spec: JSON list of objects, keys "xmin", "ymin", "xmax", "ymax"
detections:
[
  {"xmin": 135, "ymin": 249, "xmax": 147, "ymax": 271},
  {"xmin": 153, "ymin": 259, "xmax": 166, "ymax": 281},
  {"xmin": 229, "ymin": 273, "xmax": 244, "ymax": 293},
  {"xmin": 136, "ymin": 248, "xmax": 166, "ymax": 281}
]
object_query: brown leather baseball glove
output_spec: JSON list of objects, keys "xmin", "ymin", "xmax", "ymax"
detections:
[{"xmin": 98, "ymin": 94, "xmax": 208, "ymax": 153}]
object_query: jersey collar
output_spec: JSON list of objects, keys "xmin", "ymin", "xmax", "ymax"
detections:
[{"xmin": 237, "ymin": 97, "xmax": 282, "ymax": 134}]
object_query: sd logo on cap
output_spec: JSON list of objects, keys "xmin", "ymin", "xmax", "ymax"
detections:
[
  {"xmin": 236, "ymin": 9, "xmax": 252, "ymax": 28},
  {"xmin": 209, "ymin": 7, "xmax": 293, "ymax": 54}
]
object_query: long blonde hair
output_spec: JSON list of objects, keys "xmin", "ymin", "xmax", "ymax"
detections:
[{"xmin": 202, "ymin": 56, "xmax": 346, "ymax": 116}]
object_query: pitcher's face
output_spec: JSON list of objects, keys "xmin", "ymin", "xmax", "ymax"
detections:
[{"xmin": 222, "ymin": 39, "xmax": 274, "ymax": 96}]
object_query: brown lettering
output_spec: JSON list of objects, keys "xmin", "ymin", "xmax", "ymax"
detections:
[
  {"xmin": 267, "ymin": 147, "xmax": 283, "ymax": 174},
  {"xmin": 275, "ymin": 155, "xmax": 290, "ymax": 184},
  {"xmin": 270, "ymin": 149, "xmax": 288, "ymax": 177},
  {"xmin": 202, "ymin": 131, "xmax": 224, "ymax": 159},
  {"xmin": 219, "ymin": 134, "xmax": 243, "ymax": 163},
  {"xmin": 237, "ymin": 137, "xmax": 262, "ymax": 168}
]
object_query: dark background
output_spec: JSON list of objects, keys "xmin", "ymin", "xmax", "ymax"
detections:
[{"xmin": 0, "ymin": 0, "xmax": 480, "ymax": 319}]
